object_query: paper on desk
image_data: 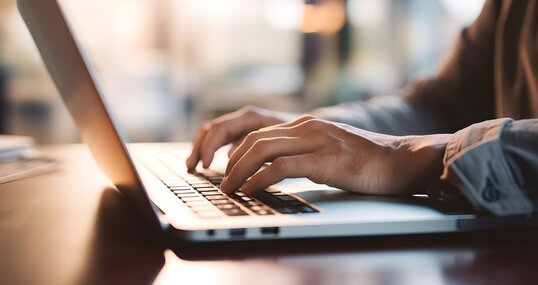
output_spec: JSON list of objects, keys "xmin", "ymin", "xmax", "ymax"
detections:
[
  {"xmin": 0, "ymin": 157, "xmax": 58, "ymax": 184},
  {"xmin": 0, "ymin": 135, "xmax": 58, "ymax": 184},
  {"xmin": 0, "ymin": 135, "xmax": 34, "ymax": 160}
]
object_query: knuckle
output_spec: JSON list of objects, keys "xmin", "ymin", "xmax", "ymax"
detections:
[
  {"xmin": 250, "ymin": 138, "xmax": 274, "ymax": 155},
  {"xmin": 271, "ymin": 157, "xmax": 290, "ymax": 172},
  {"xmin": 210, "ymin": 122, "xmax": 227, "ymax": 137},
  {"xmin": 201, "ymin": 122, "xmax": 213, "ymax": 132},
  {"xmin": 245, "ymin": 130, "xmax": 262, "ymax": 143},
  {"xmin": 243, "ymin": 132, "xmax": 257, "ymax": 144},
  {"xmin": 252, "ymin": 138, "xmax": 270, "ymax": 149},
  {"xmin": 304, "ymin": 119, "xmax": 325, "ymax": 129},
  {"xmin": 240, "ymin": 106, "xmax": 260, "ymax": 117},
  {"xmin": 299, "ymin": 114, "xmax": 316, "ymax": 122}
]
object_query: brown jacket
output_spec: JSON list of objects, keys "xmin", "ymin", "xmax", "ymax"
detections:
[
  {"xmin": 314, "ymin": 0, "xmax": 538, "ymax": 215},
  {"xmin": 409, "ymin": 0, "xmax": 538, "ymax": 131}
]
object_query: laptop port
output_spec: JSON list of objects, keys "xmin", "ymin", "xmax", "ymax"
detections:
[
  {"xmin": 261, "ymin": 227, "xmax": 279, "ymax": 235},
  {"xmin": 206, "ymin": 229, "xmax": 215, "ymax": 236},
  {"xmin": 229, "ymin": 228, "xmax": 246, "ymax": 236}
]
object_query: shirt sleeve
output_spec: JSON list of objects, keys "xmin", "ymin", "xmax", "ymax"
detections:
[
  {"xmin": 311, "ymin": 94, "xmax": 444, "ymax": 135},
  {"xmin": 441, "ymin": 118, "xmax": 538, "ymax": 216}
]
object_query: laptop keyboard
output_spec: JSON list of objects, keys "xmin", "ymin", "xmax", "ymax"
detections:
[{"xmin": 142, "ymin": 153, "xmax": 320, "ymax": 219}]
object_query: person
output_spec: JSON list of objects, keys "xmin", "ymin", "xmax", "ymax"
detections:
[{"xmin": 186, "ymin": 0, "xmax": 538, "ymax": 216}]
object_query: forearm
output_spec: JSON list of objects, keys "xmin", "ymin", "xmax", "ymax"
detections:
[{"xmin": 310, "ymin": 93, "xmax": 446, "ymax": 136}]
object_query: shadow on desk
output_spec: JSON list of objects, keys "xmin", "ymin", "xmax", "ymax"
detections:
[{"xmin": 75, "ymin": 188, "xmax": 165, "ymax": 285}]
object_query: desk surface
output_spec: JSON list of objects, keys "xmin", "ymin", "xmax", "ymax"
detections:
[{"xmin": 0, "ymin": 144, "xmax": 537, "ymax": 285}]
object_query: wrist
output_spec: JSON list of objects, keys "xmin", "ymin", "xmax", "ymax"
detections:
[
  {"xmin": 397, "ymin": 134, "xmax": 451, "ymax": 194},
  {"xmin": 259, "ymin": 109, "xmax": 303, "ymax": 127}
]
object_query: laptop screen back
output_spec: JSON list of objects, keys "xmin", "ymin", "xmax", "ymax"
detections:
[{"xmin": 17, "ymin": 0, "xmax": 162, "ymax": 229}]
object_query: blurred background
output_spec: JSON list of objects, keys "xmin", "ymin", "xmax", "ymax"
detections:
[{"xmin": 0, "ymin": 0, "xmax": 484, "ymax": 144}]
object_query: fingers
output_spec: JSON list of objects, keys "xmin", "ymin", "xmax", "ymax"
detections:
[
  {"xmin": 225, "ymin": 114, "xmax": 316, "ymax": 158},
  {"xmin": 186, "ymin": 125, "xmax": 209, "ymax": 170},
  {"xmin": 224, "ymin": 115, "xmax": 317, "ymax": 175},
  {"xmin": 264, "ymin": 114, "xmax": 315, "ymax": 129},
  {"xmin": 198, "ymin": 121, "xmax": 234, "ymax": 168},
  {"xmin": 239, "ymin": 154, "xmax": 316, "ymax": 195},
  {"xmin": 220, "ymin": 136, "xmax": 320, "ymax": 194},
  {"xmin": 228, "ymin": 136, "xmax": 246, "ymax": 157},
  {"xmin": 224, "ymin": 127, "xmax": 295, "ymax": 176},
  {"xmin": 186, "ymin": 108, "xmax": 266, "ymax": 170}
]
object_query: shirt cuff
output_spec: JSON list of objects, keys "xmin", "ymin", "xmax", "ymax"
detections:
[{"xmin": 441, "ymin": 118, "xmax": 534, "ymax": 215}]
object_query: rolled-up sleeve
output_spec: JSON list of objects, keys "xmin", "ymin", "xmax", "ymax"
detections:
[{"xmin": 441, "ymin": 118, "xmax": 538, "ymax": 215}]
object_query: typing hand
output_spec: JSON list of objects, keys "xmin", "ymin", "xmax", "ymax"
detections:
[
  {"xmin": 186, "ymin": 106, "xmax": 299, "ymax": 170},
  {"xmin": 219, "ymin": 116, "xmax": 450, "ymax": 196}
]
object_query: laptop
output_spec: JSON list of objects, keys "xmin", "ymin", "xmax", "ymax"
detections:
[{"xmin": 17, "ymin": 0, "xmax": 538, "ymax": 242}]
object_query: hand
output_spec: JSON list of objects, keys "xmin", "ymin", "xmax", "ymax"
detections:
[
  {"xmin": 186, "ymin": 106, "xmax": 300, "ymax": 170},
  {"xmin": 220, "ymin": 116, "xmax": 451, "ymax": 196}
]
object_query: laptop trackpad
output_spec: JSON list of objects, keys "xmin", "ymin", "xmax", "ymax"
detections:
[{"xmin": 274, "ymin": 178, "xmax": 466, "ymax": 221}]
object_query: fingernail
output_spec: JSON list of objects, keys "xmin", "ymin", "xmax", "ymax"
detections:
[
  {"xmin": 220, "ymin": 177, "xmax": 228, "ymax": 193},
  {"xmin": 239, "ymin": 184, "xmax": 249, "ymax": 195},
  {"xmin": 185, "ymin": 158, "xmax": 192, "ymax": 168}
]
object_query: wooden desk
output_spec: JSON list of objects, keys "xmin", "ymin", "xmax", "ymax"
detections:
[{"xmin": 1, "ymin": 144, "xmax": 537, "ymax": 285}]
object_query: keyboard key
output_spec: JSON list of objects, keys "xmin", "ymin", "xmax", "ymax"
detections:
[
  {"xmin": 244, "ymin": 201, "xmax": 263, "ymax": 207},
  {"xmin": 186, "ymin": 201, "xmax": 212, "ymax": 207},
  {"xmin": 201, "ymin": 191, "xmax": 222, "ymax": 196},
  {"xmin": 249, "ymin": 205, "xmax": 264, "ymax": 211},
  {"xmin": 206, "ymin": 195, "xmax": 228, "ymax": 200},
  {"xmin": 169, "ymin": 184, "xmax": 189, "ymax": 189},
  {"xmin": 239, "ymin": 196, "xmax": 253, "ymax": 202},
  {"xmin": 169, "ymin": 186, "xmax": 191, "ymax": 190},
  {"xmin": 176, "ymin": 193, "xmax": 201, "ymax": 198},
  {"xmin": 296, "ymin": 206, "xmax": 319, "ymax": 213},
  {"xmin": 172, "ymin": 190, "xmax": 197, "ymax": 195},
  {"xmin": 192, "ymin": 185, "xmax": 215, "ymax": 190},
  {"xmin": 190, "ymin": 183, "xmax": 214, "ymax": 187},
  {"xmin": 197, "ymin": 187, "xmax": 219, "ymax": 192},
  {"xmin": 216, "ymin": 204, "xmax": 239, "ymax": 210},
  {"xmin": 275, "ymin": 195, "xmax": 298, "ymax": 202},
  {"xmin": 211, "ymin": 199, "xmax": 233, "ymax": 205},
  {"xmin": 199, "ymin": 170, "xmax": 220, "ymax": 176},
  {"xmin": 222, "ymin": 209, "xmax": 248, "ymax": 216},
  {"xmin": 189, "ymin": 180, "xmax": 212, "ymax": 183},
  {"xmin": 256, "ymin": 210, "xmax": 274, "ymax": 215},
  {"xmin": 181, "ymin": 197, "xmax": 206, "ymax": 202},
  {"xmin": 166, "ymin": 183, "xmax": 190, "ymax": 188},
  {"xmin": 275, "ymin": 207, "xmax": 298, "ymax": 214},
  {"xmin": 254, "ymin": 193, "xmax": 281, "ymax": 206},
  {"xmin": 183, "ymin": 176, "xmax": 205, "ymax": 181},
  {"xmin": 185, "ymin": 176, "xmax": 205, "ymax": 180}
]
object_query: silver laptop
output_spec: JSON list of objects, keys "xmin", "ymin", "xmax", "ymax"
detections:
[{"xmin": 18, "ymin": 0, "xmax": 538, "ymax": 242}]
